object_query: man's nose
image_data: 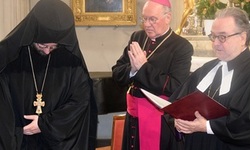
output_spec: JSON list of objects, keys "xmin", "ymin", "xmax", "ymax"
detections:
[{"xmin": 43, "ymin": 48, "xmax": 51, "ymax": 55}]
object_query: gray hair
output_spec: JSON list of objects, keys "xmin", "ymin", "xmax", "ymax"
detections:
[
  {"xmin": 215, "ymin": 7, "xmax": 250, "ymax": 46},
  {"xmin": 163, "ymin": 5, "xmax": 171, "ymax": 13}
]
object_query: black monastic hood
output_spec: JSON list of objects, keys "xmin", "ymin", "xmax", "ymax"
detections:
[{"xmin": 0, "ymin": 0, "xmax": 86, "ymax": 72}]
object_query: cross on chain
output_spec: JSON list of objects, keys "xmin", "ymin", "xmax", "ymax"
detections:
[{"xmin": 33, "ymin": 93, "xmax": 45, "ymax": 115}]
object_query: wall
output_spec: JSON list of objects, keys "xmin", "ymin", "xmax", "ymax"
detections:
[
  {"xmin": 0, "ymin": 0, "xmax": 29, "ymax": 40},
  {"xmin": 1, "ymin": 0, "xmax": 184, "ymax": 72}
]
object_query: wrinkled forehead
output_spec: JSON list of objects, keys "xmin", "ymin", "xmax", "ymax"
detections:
[{"xmin": 32, "ymin": 0, "xmax": 74, "ymax": 31}]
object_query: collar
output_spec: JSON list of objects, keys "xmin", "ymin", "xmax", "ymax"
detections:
[
  {"xmin": 151, "ymin": 28, "xmax": 172, "ymax": 42},
  {"xmin": 227, "ymin": 48, "xmax": 250, "ymax": 71},
  {"xmin": 197, "ymin": 61, "xmax": 234, "ymax": 96},
  {"xmin": 197, "ymin": 48, "xmax": 250, "ymax": 96}
]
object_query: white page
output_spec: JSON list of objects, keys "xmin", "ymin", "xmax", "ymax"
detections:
[{"xmin": 140, "ymin": 88, "xmax": 171, "ymax": 109}]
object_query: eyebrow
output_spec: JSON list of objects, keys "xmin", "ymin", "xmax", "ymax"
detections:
[{"xmin": 211, "ymin": 31, "xmax": 227, "ymax": 35}]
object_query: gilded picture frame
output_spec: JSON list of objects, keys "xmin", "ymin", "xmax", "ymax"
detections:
[{"xmin": 71, "ymin": 0, "xmax": 137, "ymax": 26}]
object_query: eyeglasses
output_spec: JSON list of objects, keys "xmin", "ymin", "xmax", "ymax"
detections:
[
  {"xmin": 208, "ymin": 32, "xmax": 242, "ymax": 43},
  {"xmin": 140, "ymin": 13, "xmax": 167, "ymax": 24},
  {"xmin": 36, "ymin": 43, "xmax": 58, "ymax": 51},
  {"xmin": 141, "ymin": 16, "xmax": 159, "ymax": 24}
]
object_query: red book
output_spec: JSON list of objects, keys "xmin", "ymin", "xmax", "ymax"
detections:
[{"xmin": 140, "ymin": 89, "xmax": 229, "ymax": 121}]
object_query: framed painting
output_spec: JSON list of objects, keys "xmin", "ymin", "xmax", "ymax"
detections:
[{"xmin": 71, "ymin": 0, "xmax": 137, "ymax": 26}]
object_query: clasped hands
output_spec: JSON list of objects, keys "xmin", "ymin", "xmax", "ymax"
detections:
[
  {"xmin": 128, "ymin": 42, "xmax": 147, "ymax": 74},
  {"xmin": 174, "ymin": 111, "xmax": 207, "ymax": 134},
  {"xmin": 23, "ymin": 115, "xmax": 41, "ymax": 135}
]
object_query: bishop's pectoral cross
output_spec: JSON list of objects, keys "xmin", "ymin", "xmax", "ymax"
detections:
[{"xmin": 33, "ymin": 93, "xmax": 45, "ymax": 115}]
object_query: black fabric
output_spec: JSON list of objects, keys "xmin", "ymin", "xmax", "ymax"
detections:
[
  {"xmin": 0, "ymin": 0, "xmax": 97, "ymax": 149},
  {"xmin": 112, "ymin": 29, "xmax": 194, "ymax": 96},
  {"xmin": 0, "ymin": 0, "xmax": 87, "ymax": 70},
  {"xmin": 4, "ymin": 47, "xmax": 92, "ymax": 150},
  {"xmin": 0, "ymin": 75, "xmax": 16, "ymax": 150},
  {"xmin": 208, "ymin": 66, "xmax": 222, "ymax": 98},
  {"xmin": 167, "ymin": 49, "xmax": 250, "ymax": 150},
  {"xmin": 112, "ymin": 29, "xmax": 193, "ymax": 150},
  {"xmin": 92, "ymin": 76, "xmax": 127, "ymax": 114},
  {"xmin": 122, "ymin": 113, "xmax": 140, "ymax": 150}
]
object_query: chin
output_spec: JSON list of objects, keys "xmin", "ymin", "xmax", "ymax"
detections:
[
  {"xmin": 146, "ymin": 33, "xmax": 156, "ymax": 39},
  {"xmin": 37, "ymin": 50, "xmax": 48, "ymax": 56}
]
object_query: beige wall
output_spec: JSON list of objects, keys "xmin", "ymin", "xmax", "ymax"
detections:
[
  {"xmin": 0, "ymin": 0, "xmax": 29, "ymax": 40},
  {"xmin": 1, "ymin": 0, "xmax": 184, "ymax": 72}
]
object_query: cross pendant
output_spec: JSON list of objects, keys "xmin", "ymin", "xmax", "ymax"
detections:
[{"xmin": 33, "ymin": 93, "xmax": 45, "ymax": 115}]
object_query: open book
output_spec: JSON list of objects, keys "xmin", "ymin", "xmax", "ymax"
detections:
[{"xmin": 140, "ymin": 88, "xmax": 229, "ymax": 121}]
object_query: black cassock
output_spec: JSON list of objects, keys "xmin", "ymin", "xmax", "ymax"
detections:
[
  {"xmin": 166, "ymin": 49, "xmax": 250, "ymax": 150},
  {"xmin": 3, "ymin": 46, "xmax": 92, "ymax": 150},
  {"xmin": 0, "ymin": 0, "xmax": 97, "ymax": 149},
  {"xmin": 0, "ymin": 76, "xmax": 16, "ymax": 150},
  {"xmin": 112, "ymin": 29, "xmax": 193, "ymax": 150}
]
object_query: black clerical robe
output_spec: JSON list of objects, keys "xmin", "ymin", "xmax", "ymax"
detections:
[
  {"xmin": 0, "ymin": 75, "xmax": 16, "ymax": 150},
  {"xmin": 0, "ymin": 0, "xmax": 97, "ymax": 149},
  {"xmin": 3, "ymin": 46, "xmax": 91, "ymax": 150},
  {"xmin": 112, "ymin": 29, "xmax": 193, "ymax": 150},
  {"xmin": 167, "ymin": 49, "xmax": 250, "ymax": 150}
]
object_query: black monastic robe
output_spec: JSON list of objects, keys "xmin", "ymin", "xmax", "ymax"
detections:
[
  {"xmin": 112, "ymin": 29, "xmax": 194, "ymax": 150},
  {"xmin": 167, "ymin": 49, "xmax": 250, "ymax": 150},
  {"xmin": 3, "ymin": 46, "xmax": 91, "ymax": 149},
  {"xmin": 0, "ymin": 0, "xmax": 97, "ymax": 149},
  {"xmin": 0, "ymin": 75, "xmax": 16, "ymax": 150}
]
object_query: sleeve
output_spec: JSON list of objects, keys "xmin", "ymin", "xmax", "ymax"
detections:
[
  {"xmin": 112, "ymin": 32, "xmax": 137, "ymax": 86},
  {"xmin": 0, "ymin": 75, "xmax": 16, "ymax": 150},
  {"xmin": 134, "ymin": 38, "xmax": 194, "ymax": 96},
  {"xmin": 210, "ymin": 81, "xmax": 250, "ymax": 145},
  {"xmin": 168, "ymin": 69, "xmax": 202, "ymax": 102},
  {"xmin": 38, "ymin": 66, "xmax": 91, "ymax": 149}
]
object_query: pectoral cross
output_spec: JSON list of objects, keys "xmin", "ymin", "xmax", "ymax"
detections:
[{"xmin": 33, "ymin": 93, "xmax": 45, "ymax": 115}]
